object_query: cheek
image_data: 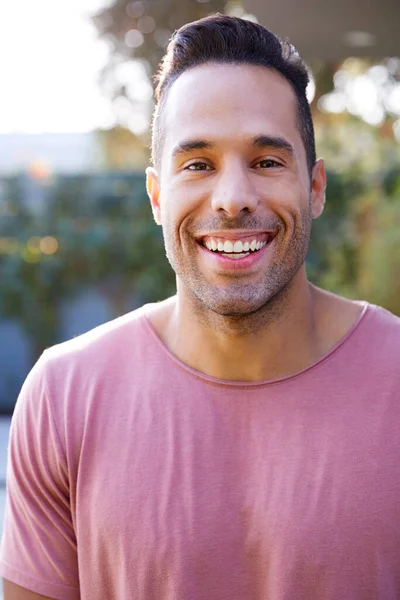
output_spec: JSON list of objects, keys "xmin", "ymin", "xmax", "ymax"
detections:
[
  {"xmin": 264, "ymin": 186, "xmax": 311, "ymax": 236},
  {"xmin": 269, "ymin": 175, "xmax": 309, "ymax": 209},
  {"xmin": 162, "ymin": 182, "xmax": 206, "ymax": 227},
  {"xmin": 159, "ymin": 187, "xmax": 178, "ymax": 222},
  {"xmin": 159, "ymin": 192, "xmax": 189, "ymax": 246}
]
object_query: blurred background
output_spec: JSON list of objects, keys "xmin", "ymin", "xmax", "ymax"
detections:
[{"xmin": 1, "ymin": 0, "xmax": 400, "ymax": 414}]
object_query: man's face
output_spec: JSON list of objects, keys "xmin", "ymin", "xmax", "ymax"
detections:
[{"xmin": 147, "ymin": 63, "xmax": 325, "ymax": 316}]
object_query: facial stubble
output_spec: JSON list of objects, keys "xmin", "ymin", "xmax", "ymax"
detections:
[{"xmin": 160, "ymin": 196, "xmax": 313, "ymax": 331}]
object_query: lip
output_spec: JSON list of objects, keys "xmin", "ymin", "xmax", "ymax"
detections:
[
  {"xmin": 195, "ymin": 230, "xmax": 275, "ymax": 242},
  {"xmin": 197, "ymin": 235, "xmax": 275, "ymax": 272}
]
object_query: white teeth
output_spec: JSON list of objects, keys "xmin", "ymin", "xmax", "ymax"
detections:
[
  {"xmin": 223, "ymin": 240, "xmax": 234, "ymax": 253},
  {"xmin": 204, "ymin": 236, "xmax": 270, "ymax": 253}
]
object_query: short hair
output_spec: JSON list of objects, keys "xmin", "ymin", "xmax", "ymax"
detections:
[{"xmin": 151, "ymin": 14, "xmax": 316, "ymax": 177}]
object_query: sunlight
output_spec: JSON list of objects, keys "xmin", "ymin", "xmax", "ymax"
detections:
[{"xmin": 0, "ymin": 0, "xmax": 115, "ymax": 133}]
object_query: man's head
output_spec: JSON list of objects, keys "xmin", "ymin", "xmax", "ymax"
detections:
[
  {"xmin": 151, "ymin": 14, "xmax": 316, "ymax": 178},
  {"xmin": 146, "ymin": 15, "xmax": 326, "ymax": 318}
]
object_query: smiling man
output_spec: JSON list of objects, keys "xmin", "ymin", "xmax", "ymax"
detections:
[{"xmin": 2, "ymin": 14, "xmax": 400, "ymax": 600}]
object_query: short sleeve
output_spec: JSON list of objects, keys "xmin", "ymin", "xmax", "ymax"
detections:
[{"xmin": 0, "ymin": 355, "xmax": 80, "ymax": 600}]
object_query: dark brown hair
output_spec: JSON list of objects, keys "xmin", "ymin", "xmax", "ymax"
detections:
[{"xmin": 152, "ymin": 14, "xmax": 316, "ymax": 176}]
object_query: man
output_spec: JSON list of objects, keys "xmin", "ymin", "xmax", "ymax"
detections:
[{"xmin": 1, "ymin": 13, "xmax": 400, "ymax": 600}]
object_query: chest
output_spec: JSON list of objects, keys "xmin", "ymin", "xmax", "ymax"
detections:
[{"xmin": 74, "ymin": 392, "xmax": 400, "ymax": 598}]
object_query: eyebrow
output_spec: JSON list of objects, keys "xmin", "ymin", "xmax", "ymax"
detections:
[
  {"xmin": 252, "ymin": 135, "xmax": 295, "ymax": 157},
  {"xmin": 171, "ymin": 140, "xmax": 214, "ymax": 159},
  {"xmin": 171, "ymin": 135, "xmax": 295, "ymax": 159}
]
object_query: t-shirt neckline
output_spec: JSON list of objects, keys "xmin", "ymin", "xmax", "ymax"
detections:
[{"xmin": 142, "ymin": 301, "xmax": 370, "ymax": 389}]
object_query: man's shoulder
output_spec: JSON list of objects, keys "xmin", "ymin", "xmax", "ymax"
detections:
[
  {"xmin": 319, "ymin": 286, "xmax": 400, "ymax": 350},
  {"xmin": 42, "ymin": 304, "xmax": 153, "ymax": 371},
  {"xmin": 354, "ymin": 303, "xmax": 400, "ymax": 369},
  {"xmin": 13, "ymin": 302, "xmax": 170, "ymax": 450},
  {"xmin": 365, "ymin": 303, "xmax": 400, "ymax": 339}
]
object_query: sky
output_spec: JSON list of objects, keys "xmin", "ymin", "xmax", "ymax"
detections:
[{"xmin": 0, "ymin": 0, "xmax": 115, "ymax": 134}]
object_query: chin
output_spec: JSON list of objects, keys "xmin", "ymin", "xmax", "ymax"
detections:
[{"xmin": 193, "ymin": 287, "xmax": 277, "ymax": 317}]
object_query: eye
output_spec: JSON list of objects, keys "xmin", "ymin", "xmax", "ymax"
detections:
[
  {"xmin": 254, "ymin": 158, "xmax": 282, "ymax": 169},
  {"xmin": 185, "ymin": 162, "xmax": 212, "ymax": 171}
]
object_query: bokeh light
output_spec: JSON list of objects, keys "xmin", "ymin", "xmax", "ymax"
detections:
[
  {"xmin": 153, "ymin": 29, "xmax": 171, "ymax": 49},
  {"xmin": 306, "ymin": 72, "xmax": 316, "ymax": 104},
  {"xmin": 317, "ymin": 58, "xmax": 400, "ymax": 132},
  {"xmin": 28, "ymin": 161, "xmax": 52, "ymax": 181},
  {"xmin": 125, "ymin": 29, "xmax": 144, "ymax": 48},
  {"xmin": 40, "ymin": 236, "xmax": 59, "ymax": 255},
  {"xmin": 126, "ymin": 1, "xmax": 145, "ymax": 19},
  {"xmin": 137, "ymin": 15, "xmax": 156, "ymax": 34},
  {"xmin": 27, "ymin": 237, "xmax": 41, "ymax": 254}
]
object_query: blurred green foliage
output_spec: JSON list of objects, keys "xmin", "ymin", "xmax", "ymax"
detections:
[
  {"xmin": 314, "ymin": 167, "xmax": 400, "ymax": 316},
  {"xmin": 0, "ymin": 173, "xmax": 175, "ymax": 360}
]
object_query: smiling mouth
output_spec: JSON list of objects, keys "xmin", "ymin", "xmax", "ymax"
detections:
[{"xmin": 200, "ymin": 232, "xmax": 275, "ymax": 259}]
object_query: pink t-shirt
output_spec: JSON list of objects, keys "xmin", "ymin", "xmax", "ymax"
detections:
[{"xmin": 1, "ymin": 302, "xmax": 400, "ymax": 600}]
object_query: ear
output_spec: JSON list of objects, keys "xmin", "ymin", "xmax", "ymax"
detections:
[
  {"xmin": 310, "ymin": 158, "xmax": 326, "ymax": 219},
  {"xmin": 145, "ymin": 167, "xmax": 162, "ymax": 225}
]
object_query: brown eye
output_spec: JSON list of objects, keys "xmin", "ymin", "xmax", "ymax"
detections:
[
  {"xmin": 186, "ymin": 162, "xmax": 211, "ymax": 171},
  {"xmin": 256, "ymin": 159, "xmax": 281, "ymax": 169}
]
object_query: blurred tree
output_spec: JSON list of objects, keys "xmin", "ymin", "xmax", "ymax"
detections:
[
  {"xmin": 0, "ymin": 173, "xmax": 175, "ymax": 363},
  {"xmin": 307, "ymin": 168, "xmax": 365, "ymax": 285},
  {"xmin": 320, "ymin": 173, "xmax": 400, "ymax": 316},
  {"xmin": 92, "ymin": 0, "xmax": 234, "ymax": 136},
  {"xmin": 93, "ymin": 0, "xmax": 228, "ymax": 77},
  {"xmin": 0, "ymin": 178, "xmax": 64, "ymax": 359},
  {"xmin": 97, "ymin": 126, "xmax": 150, "ymax": 169}
]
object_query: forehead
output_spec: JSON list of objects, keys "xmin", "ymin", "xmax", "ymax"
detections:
[{"xmin": 161, "ymin": 63, "xmax": 302, "ymax": 162}]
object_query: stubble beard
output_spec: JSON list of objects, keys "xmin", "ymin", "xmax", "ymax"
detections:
[{"xmin": 162, "ymin": 205, "xmax": 312, "ymax": 332}]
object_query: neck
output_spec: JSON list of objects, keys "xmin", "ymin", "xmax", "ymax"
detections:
[{"xmin": 163, "ymin": 268, "xmax": 323, "ymax": 382}]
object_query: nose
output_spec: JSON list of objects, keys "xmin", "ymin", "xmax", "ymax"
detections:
[{"xmin": 210, "ymin": 163, "xmax": 259, "ymax": 217}]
